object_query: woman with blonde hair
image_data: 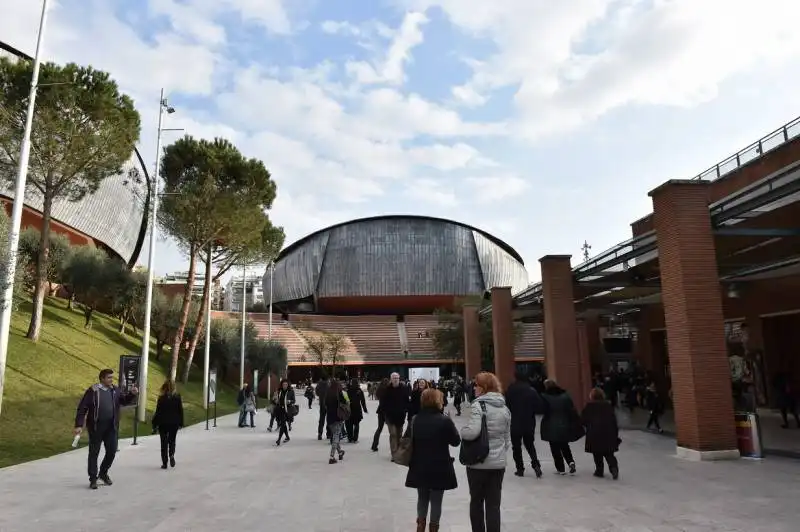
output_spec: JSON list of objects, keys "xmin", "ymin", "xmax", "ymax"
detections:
[
  {"xmin": 152, "ymin": 380, "xmax": 184, "ymax": 470},
  {"xmin": 405, "ymin": 388, "xmax": 461, "ymax": 532},
  {"xmin": 460, "ymin": 371, "xmax": 511, "ymax": 532}
]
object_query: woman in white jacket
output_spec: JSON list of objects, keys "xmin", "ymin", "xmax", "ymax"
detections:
[{"xmin": 460, "ymin": 371, "xmax": 511, "ymax": 532}]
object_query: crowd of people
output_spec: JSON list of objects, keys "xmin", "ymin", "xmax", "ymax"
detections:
[{"xmin": 72, "ymin": 367, "xmax": 622, "ymax": 532}]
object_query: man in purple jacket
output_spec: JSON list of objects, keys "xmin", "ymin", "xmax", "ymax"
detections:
[{"xmin": 74, "ymin": 368, "xmax": 138, "ymax": 489}]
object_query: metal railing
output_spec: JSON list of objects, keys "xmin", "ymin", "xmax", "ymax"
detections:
[{"xmin": 692, "ymin": 115, "xmax": 800, "ymax": 182}]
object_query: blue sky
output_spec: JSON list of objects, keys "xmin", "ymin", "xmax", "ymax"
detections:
[{"xmin": 4, "ymin": 0, "xmax": 800, "ymax": 284}]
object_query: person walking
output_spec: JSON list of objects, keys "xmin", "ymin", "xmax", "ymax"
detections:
[
  {"xmin": 73, "ymin": 368, "xmax": 138, "ymax": 490},
  {"xmin": 406, "ymin": 388, "xmax": 461, "ymax": 532},
  {"xmin": 382, "ymin": 372, "xmax": 410, "ymax": 460},
  {"xmin": 504, "ymin": 370, "xmax": 543, "ymax": 478},
  {"xmin": 304, "ymin": 384, "xmax": 315, "ymax": 409},
  {"xmin": 581, "ymin": 387, "xmax": 621, "ymax": 479},
  {"xmin": 325, "ymin": 380, "xmax": 347, "ymax": 464},
  {"xmin": 316, "ymin": 375, "xmax": 330, "ymax": 440},
  {"xmin": 237, "ymin": 383, "xmax": 256, "ymax": 428},
  {"xmin": 152, "ymin": 380, "xmax": 184, "ymax": 469},
  {"xmin": 644, "ymin": 382, "xmax": 664, "ymax": 433},
  {"xmin": 453, "ymin": 378, "xmax": 465, "ymax": 416},
  {"xmin": 346, "ymin": 378, "xmax": 368, "ymax": 443},
  {"xmin": 541, "ymin": 379, "xmax": 582, "ymax": 475},
  {"xmin": 274, "ymin": 378, "xmax": 296, "ymax": 446},
  {"xmin": 461, "ymin": 372, "xmax": 511, "ymax": 532},
  {"xmin": 408, "ymin": 379, "xmax": 428, "ymax": 424},
  {"xmin": 371, "ymin": 377, "xmax": 389, "ymax": 452}
]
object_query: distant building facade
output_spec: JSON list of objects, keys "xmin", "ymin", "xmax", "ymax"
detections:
[{"xmin": 224, "ymin": 273, "xmax": 265, "ymax": 312}]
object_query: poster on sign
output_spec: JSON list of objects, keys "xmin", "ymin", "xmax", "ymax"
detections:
[
  {"xmin": 118, "ymin": 355, "xmax": 140, "ymax": 394},
  {"xmin": 409, "ymin": 367, "xmax": 440, "ymax": 384},
  {"xmin": 209, "ymin": 369, "xmax": 218, "ymax": 404}
]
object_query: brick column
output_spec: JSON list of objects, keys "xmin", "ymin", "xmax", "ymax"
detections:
[
  {"xmin": 462, "ymin": 305, "xmax": 482, "ymax": 380},
  {"xmin": 584, "ymin": 313, "xmax": 604, "ymax": 371},
  {"xmin": 491, "ymin": 287, "xmax": 515, "ymax": 391},
  {"xmin": 540, "ymin": 255, "xmax": 582, "ymax": 402},
  {"xmin": 576, "ymin": 320, "xmax": 593, "ymax": 408},
  {"xmin": 649, "ymin": 179, "xmax": 738, "ymax": 460}
]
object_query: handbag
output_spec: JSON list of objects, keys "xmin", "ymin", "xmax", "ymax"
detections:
[
  {"xmin": 337, "ymin": 401, "xmax": 351, "ymax": 421},
  {"xmin": 288, "ymin": 404, "xmax": 299, "ymax": 417},
  {"xmin": 459, "ymin": 402, "xmax": 490, "ymax": 466},
  {"xmin": 393, "ymin": 418, "xmax": 415, "ymax": 467},
  {"xmin": 568, "ymin": 408, "xmax": 586, "ymax": 443}
]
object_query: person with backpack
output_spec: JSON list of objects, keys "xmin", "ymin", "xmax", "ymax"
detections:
[
  {"xmin": 325, "ymin": 379, "xmax": 348, "ymax": 464},
  {"xmin": 460, "ymin": 371, "xmax": 511, "ymax": 532}
]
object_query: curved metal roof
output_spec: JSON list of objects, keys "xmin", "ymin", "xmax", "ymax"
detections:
[{"xmin": 278, "ymin": 214, "xmax": 524, "ymax": 265}]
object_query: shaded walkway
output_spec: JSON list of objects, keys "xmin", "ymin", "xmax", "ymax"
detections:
[{"xmin": 0, "ymin": 396, "xmax": 798, "ymax": 531}]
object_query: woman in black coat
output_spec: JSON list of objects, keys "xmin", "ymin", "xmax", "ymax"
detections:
[
  {"xmin": 345, "ymin": 379, "xmax": 368, "ymax": 443},
  {"xmin": 405, "ymin": 388, "xmax": 460, "ymax": 532},
  {"xmin": 152, "ymin": 380, "xmax": 184, "ymax": 469},
  {"xmin": 541, "ymin": 379, "xmax": 582, "ymax": 475},
  {"xmin": 581, "ymin": 387, "xmax": 620, "ymax": 479},
  {"xmin": 274, "ymin": 379, "xmax": 295, "ymax": 447}
]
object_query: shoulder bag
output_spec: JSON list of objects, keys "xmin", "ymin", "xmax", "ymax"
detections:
[
  {"xmin": 393, "ymin": 418, "xmax": 415, "ymax": 467},
  {"xmin": 459, "ymin": 402, "xmax": 490, "ymax": 466}
]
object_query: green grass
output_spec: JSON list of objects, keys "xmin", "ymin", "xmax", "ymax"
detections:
[{"xmin": 0, "ymin": 297, "xmax": 239, "ymax": 468}]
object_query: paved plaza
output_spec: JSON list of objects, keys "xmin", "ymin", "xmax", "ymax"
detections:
[{"xmin": 1, "ymin": 396, "xmax": 799, "ymax": 532}]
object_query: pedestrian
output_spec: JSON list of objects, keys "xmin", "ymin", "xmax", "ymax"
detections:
[
  {"xmin": 581, "ymin": 387, "xmax": 621, "ymax": 480},
  {"xmin": 325, "ymin": 379, "xmax": 347, "ymax": 464},
  {"xmin": 541, "ymin": 379, "xmax": 583, "ymax": 475},
  {"xmin": 504, "ymin": 370, "xmax": 543, "ymax": 478},
  {"xmin": 274, "ymin": 378, "xmax": 295, "ymax": 446},
  {"xmin": 382, "ymin": 372, "xmax": 410, "ymax": 461},
  {"xmin": 461, "ymin": 371, "xmax": 511, "ymax": 532},
  {"xmin": 644, "ymin": 382, "xmax": 664, "ymax": 433},
  {"xmin": 316, "ymin": 375, "xmax": 330, "ymax": 440},
  {"xmin": 346, "ymin": 378, "xmax": 368, "ymax": 443},
  {"xmin": 73, "ymin": 368, "xmax": 138, "ymax": 490},
  {"xmin": 152, "ymin": 380, "xmax": 184, "ymax": 469},
  {"xmin": 304, "ymin": 384, "xmax": 315, "ymax": 409},
  {"xmin": 371, "ymin": 377, "xmax": 389, "ymax": 452},
  {"xmin": 453, "ymin": 378, "xmax": 465, "ymax": 416},
  {"xmin": 237, "ymin": 383, "xmax": 256, "ymax": 428},
  {"xmin": 408, "ymin": 379, "xmax": 428, "ymax": 424},
  {"xmin": 406, "ymin": 388, "xmax": 460, "ymax": 532}
]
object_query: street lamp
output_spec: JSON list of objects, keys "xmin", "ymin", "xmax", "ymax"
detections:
[
  {"xmin": 0, "ymin": 0, "xmax": 51, "ymax": 417},
  {"xmin": 137, "ymin": 89, "xmax": 182, "ymax": 422},
  {"xmin": 239, "ymin": 263, "xmax": 246, "ymax": 388}
]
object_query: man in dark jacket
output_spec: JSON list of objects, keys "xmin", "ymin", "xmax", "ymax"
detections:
[
  {"xmin": 315, "ymin": 376, "xmax": 330, "ymax": 440},
  {"xmin": 505, "ymin": 370, "xmax": 543, "ymax": 478},
  {"xmin": 74, "ymin": 368, "xmax": 138, "ymax": 490},
  {"xmin": 380, "ymin": 372, "xmax": 409, "ymax": 460}
]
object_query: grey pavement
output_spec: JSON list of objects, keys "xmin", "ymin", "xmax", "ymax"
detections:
[{"xmin": 1, "ymin": 396, "xmax": 799, "ymax": 532}]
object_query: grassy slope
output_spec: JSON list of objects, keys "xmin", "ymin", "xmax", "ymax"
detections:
[{"xmin": 0, "ymin": 297, "xmax": 239, "ymax": 468}]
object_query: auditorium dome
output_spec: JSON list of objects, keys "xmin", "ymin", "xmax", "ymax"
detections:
[{"xmin": 266, "ymin": 215, "xmax": 529, "ymax": 314}]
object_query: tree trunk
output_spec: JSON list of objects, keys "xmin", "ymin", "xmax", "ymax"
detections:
[
  {"xmin": 84, "ymin": 306, "xmax": 94, "ymax": 329},
  {"xmin": 181, "ymin": 248, "xmax": 212, "ymax": 383},
  {"xmin": 26, "ymin": 193, "xmax": 53, "ymax": 341},
  {"xmin": 66, "ymin": 291, "xmax": 74, "ymax": 310},
  {"xmin": 156, "ymin": 339, "xmax": 164, "ymax": 361},
  {"xmin": 169, "ymin": 244, "xmax": 197, "ymax": 382},
  {"xmin": 119, "ymin": 311, "xmax": 128, "ymax": 334}
]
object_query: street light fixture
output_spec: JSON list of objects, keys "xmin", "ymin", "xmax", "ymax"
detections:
[
  {"xmin": 0, "ymin": 0, "xmax": 51, "ymax": 417},
  {"xmin": 137, "ymin": 89, "xmax": 182, "ymax": 423}
]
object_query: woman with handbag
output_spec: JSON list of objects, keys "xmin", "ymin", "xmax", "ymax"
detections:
[
  {"xmin": 541, "ymin": 379, "xmax": 582, "ymax": 475},
  {"xmin": 325, "ymin": 379, "xmax": 348, "ymax": 464},
  {"xmin": 460, "ymin": 372, "xmax": 511, "ymax": 532},
  {"xmin": 404, "ymin": 388, "xmax": 460, "ymax": 532},
  {"xmin": 274, "ymin": 379, "xmax": 295, "ymax": 446}
]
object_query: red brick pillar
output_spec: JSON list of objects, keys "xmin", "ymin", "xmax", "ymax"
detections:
[
  {"xmin": 462, "ymin": 305, "xmax": 482, "ymax": 380},
  {"xmin": 584, "ymin": 313, "xmax": 604, "ymax": 371},
  {"xmin": 540, "ymin": 255, "xmax": 582, "ymax": 402},
  {"xmin": 575, "ymin": 320, "xmax": 593, "ymax": 408},
  {"xmin": 491, "ymin": 287, "xmax": 515, "ymax": 391},
  {"xmin": 650, "ymin": 179, "xmax": 738, "ymax": 460}
]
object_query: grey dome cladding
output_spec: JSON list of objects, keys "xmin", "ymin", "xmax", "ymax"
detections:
[
  {"xmin": 0, "ymin": 155, "xmax": 147, "ymax": 264},
  {"xmin": 267, "ymin": 215, "xmax": 529, "ymax": 303}
]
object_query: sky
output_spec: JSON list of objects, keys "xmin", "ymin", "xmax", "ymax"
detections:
[{"xmin": 3, "ymin": 0, "xmax": 800, "ymax": 285}]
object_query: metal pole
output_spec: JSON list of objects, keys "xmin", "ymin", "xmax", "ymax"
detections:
[
  {"xmin": 137, "ymin": 89, "xmax": 166, "ymax": 422},
  {"xmin": 268, "ymin": 261, "xmax": 274, "ymax": 395},
  {"xmin": 202, "ymin": 242, "xmax": 212, "ymax": 408},
  {"xmin": 239, "ymin": 263, "xmax": 246, "ymax": 388},
  {"xmin": 0, "ymin": 0, "xmax": 50, "ymax": 417}
]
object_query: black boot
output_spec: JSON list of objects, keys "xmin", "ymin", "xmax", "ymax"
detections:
[{"xmin": 532, "ymin": 461, "xmax": 543, "ymax": 479}]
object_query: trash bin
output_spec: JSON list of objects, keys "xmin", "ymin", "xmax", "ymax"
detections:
[{"xmin": 734, "ymin": 412, "xmax": 764, "ymax": 459}]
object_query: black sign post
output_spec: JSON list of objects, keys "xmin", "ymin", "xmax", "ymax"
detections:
[
  {"xmin": 118, "ymin": 355, "xmax": 141, "ymax": 445},
  {"xmin": 207, "ymin": 368, "xmax": 218, "ymax": 429}
]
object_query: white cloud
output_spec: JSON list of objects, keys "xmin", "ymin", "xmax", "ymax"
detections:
[
  {"xmin": 342, "ymin": 11, "xmax": 429, "ymax": 86},
  {"xmin": 404, "ymin": 178, "xmax": 458, "ymax": 207},
  {"xmin": 466, "ymin": 175, "xmax": 529, "ymax": 203},
  {"xmin": 147, "ymin": 0, "xmax": 227, "ymax": 46}
]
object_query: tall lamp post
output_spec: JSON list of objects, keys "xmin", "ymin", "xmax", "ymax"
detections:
[
  {"xmin": 137, "ymin": 90, "xmax": 179, "ymax": 423},
  {"xmin": 267, "ymin": 260, "xmax": 274, "ymax": 396},
  {"xmin": 0, "ymin": 0, "xmax": 51, "ymax": 417},
  {"xmin": 239, "ymin": 263, "xmax": 246, "ymax": 388},
  {"xmin": 202, "ymin": 242, "xmax": 213, "ymax": 408}
]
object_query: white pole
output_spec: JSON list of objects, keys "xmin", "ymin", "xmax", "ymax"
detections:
[
  {"xmin": 239, "ymin": 263, "xmax": 246, "ymax": 388},
  {"xmin": 202, "ymin": 242, "xmax": 212, "ymax": 408},
  {"xmin": 137, "ymin": 88, "xmax": 166, "ymax": 422},
  {"xmin": 268, "ymin": 261, "xmax": 273, "ymax": 396},
  {"xmin": 0, "ymin": 0, "xmax": 51, "ymax": 418}
]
